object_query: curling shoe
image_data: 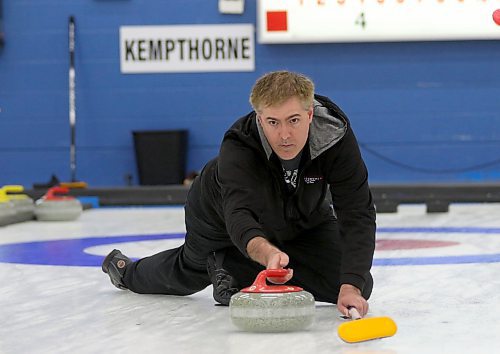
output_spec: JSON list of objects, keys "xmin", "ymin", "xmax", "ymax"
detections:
[
  {"xmin": 102, "ymin": 249, "xmax": 131, "ymax": 290},
  {"xmin": 207, "ymin": 251, "xmax": 240, "ymax": 306}
]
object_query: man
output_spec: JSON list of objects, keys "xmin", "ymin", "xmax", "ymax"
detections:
[{"xmin": 102, "ymin": 71, "xmax": 375, "ymax": 318}]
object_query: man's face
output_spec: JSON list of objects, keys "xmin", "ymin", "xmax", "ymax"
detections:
[{"xmin": 257, "ymin": 96, "xmax": 313, "ymax": 160}]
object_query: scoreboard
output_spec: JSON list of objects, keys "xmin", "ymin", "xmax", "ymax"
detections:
[{"xmin": 257, "ymin": 0, "xmax": 500, "ymax": 43}]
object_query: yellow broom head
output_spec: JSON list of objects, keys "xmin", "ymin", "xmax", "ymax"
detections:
[{"xmin": 338, "ymin": 316, "xmax": 397, "ymax": 343}]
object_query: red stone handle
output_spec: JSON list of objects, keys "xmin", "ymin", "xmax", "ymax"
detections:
[
  {"xmin": 44, "ymin": 186, "xmax": 73, "ymax": 200},
  {"xmin": 241, "ymin": 269, "xmax": 303, "ymax": 293}
]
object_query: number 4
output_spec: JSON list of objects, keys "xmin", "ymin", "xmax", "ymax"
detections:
[{"xmin": 355, "ymin": 12, "xmax": 366, "ymax": 29}]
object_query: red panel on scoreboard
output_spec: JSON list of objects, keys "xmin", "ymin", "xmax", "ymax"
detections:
[{"xmin": 266, "ymin": 11, "xmax": 288, "ymax": 32}]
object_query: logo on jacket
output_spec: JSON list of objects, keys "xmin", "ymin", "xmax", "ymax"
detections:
[{"xmin": 304, "ymin": 176, "xmax": 323, "ymax": 184}]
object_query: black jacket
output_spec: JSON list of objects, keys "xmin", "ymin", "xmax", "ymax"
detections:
[{"xmin": 187, "ymin": 94, "xmax": 376, "ymax": 291}]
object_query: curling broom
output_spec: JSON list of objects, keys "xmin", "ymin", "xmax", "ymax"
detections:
[
  {"xmin": 65, "ymin": 15, "xmax": 87, "ymax": 189},
  {"xmin": 337, "ymin": 307, "xmax": 397, "ymax": 343}
]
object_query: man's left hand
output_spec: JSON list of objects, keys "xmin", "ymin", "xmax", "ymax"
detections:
[{"xmin": 337, "ymin": 284, "xmax": 369, "ymax": 318}]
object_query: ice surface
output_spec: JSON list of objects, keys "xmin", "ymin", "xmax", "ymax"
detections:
[{"xmin": 1, "ymin": 204, "xmax": 499, "ymax": 354}]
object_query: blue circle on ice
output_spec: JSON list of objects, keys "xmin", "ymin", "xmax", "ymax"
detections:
[
  {"xmin": 0, "ymin": 227, "xmax": 499, "ymax": 267},
  {"xmin": 0, "ymin": 233, "xmax": 184, "ymax": 267}
]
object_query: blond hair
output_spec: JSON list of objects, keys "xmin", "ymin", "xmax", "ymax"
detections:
[{"xmin": 249, "ymin": 71, "xmax": 315, "ymax": 113}]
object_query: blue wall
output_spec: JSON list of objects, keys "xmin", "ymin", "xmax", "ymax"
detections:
[{"xmin": 1, "ymin": 0, "xmax": 500, "ymax": 187}]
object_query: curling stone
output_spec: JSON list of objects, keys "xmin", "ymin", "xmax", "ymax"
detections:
[
  {"xmin": 35, "ymin": 186, "xmax": 82, "ymax": 221},
  {"xmin": 2, "ymin": 185, "xmax": 35, "ymax": 223},
  {"xmin": 229, "ymin": 269, "xmax": 315, "ymax": 332},
  {"xmin": 0, "ymin": 188, "xmax": 17, "ymax": 227}
]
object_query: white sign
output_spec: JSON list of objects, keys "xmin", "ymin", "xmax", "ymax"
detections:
[
  {"xmin": 120, "ymin": 24, "xmax": 255, "ymax": 73},
  {"xmin": 219, "ymin": 0, "xmax": 245, "ymax": 14},
  {"xmin": 258, "ymin": 0, "xmax": 500, "ymax": 43}
]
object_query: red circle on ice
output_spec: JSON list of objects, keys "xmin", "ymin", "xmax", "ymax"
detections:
[{"xmin": 376, "ymin": 239, "xmax": 460, "ymax": 250}]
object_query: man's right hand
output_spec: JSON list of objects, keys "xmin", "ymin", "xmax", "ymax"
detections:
[
  {"xmin": 266, "ymin": 251, "xmax": 293, "ymax": 284},
  {"xmin": 246, "ymin": 236, "xmax": 293, "ymax": 284}
]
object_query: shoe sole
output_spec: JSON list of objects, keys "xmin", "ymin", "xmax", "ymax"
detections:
[{"xmin": 101, "ymin": 249, "xmax": 121, "ymax": 274}]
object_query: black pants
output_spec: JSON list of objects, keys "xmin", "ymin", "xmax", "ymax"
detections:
[{"xmin": 122, "ymin": 210, "xmax": 372, "ymax": 304}]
